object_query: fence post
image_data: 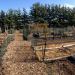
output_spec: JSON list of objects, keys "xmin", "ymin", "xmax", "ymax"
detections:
[
  {"xmin": 46, "ymin": 57, "xmax": 48, "ymax": 74},
  {"xmin": 2, "ymin": 44, "xmax": 3, "ymax": 56},
  {"xmin": 67, "ymin": 27, "xmax": 68, "ymax": 42},
  {"xmin": 5, "ymin": 37, "xmax": 7, "ymax": 52},
  {"xmin": 0, "ymin": 45, "xmax": 3, "ymax": 67},
  {"xmin": 37, "ymin": 29, "xmax": 38, "ymax": 33},
  {"xmin": 53, "ymin": 27, "xmax": 54, "ymax": 40},
  {"xmin": 58, "ymin": 61, "xmax": 60, "ymax": 75},
  {"xmin": 14, "ymin": 30, "xmax": 15, "ymax": 40},
  {"xmin": 35, "ymin": 48, "xmax": 36, "ymax": 55},
  {"xmin": 73, "ymin": 27, "xmax": 75, "ymax": 41},
  {"xmin": 43, "ymin": 40, "xmax": 46, "ymax": 62},
  {"xmin": 31, "ymin": 38, "xmax": 33, "ymax": 47},
  {"xmin": 42, "ymin": 40, "xmax": 43, "ymax": 56},
  {"xmin": 55, "ymin": 25, "xmax": 56, "ymax": 33},
  {"xmin": 72, "ymin": 26, "xmax": 74, "ymax": 37}
]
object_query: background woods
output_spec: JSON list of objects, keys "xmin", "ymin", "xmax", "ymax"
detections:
[{"xmin": 0, "ymin": 2, "xmax": 75, "ymax": 29}]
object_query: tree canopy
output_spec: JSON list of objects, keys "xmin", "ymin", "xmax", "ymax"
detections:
[{"xmin": 0, "ymin": 2, "xmax": 75, "ymax": 29}]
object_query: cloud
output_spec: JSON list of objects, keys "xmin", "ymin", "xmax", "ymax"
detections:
[{"xmin": 61, "ymin": 3, "xmax": 74, "ymax": 8}]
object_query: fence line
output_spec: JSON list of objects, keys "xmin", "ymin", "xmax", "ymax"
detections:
[{"xmin": 0, "ymin": 30, "xmax": 16, "ymax": 67}]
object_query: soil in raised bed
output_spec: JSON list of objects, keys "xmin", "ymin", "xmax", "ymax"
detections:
[
  {"xmin": 46, "ymin": 57, "xmax": 75, "ymax": 75},
  {"xmin": 35, "ymin": 45, "xmax": 75, "ymax": 60}
]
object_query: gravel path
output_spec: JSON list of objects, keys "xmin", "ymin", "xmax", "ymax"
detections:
[{"xmin": 1, "ymin": 31, "xmax": 46, "ymax": 75}]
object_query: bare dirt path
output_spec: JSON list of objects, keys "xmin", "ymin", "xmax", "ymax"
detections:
[{"xmin": 1, "ymin": 31, "xmax": 46, "ymax": 75}]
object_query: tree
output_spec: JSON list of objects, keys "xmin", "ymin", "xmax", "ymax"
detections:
[
  {"xmin": 13, "ymin": 9, "xmax": 18, "ymax": 28},
  {"xmin": 23, "ymin": 8, "xmax": 27, "ymax": 25},
  {"xmin": 17, "ymin": 8, "xmax": 22, "ymax": 28},
  {"xmin": 0, "ymin": 10, "xmax": 5, "ymax": 28},
  {"xmin": 4, "ymin": 13, "xmax": 9, "ymax": 25},
  {"xmin": 67, "ymin": 7, "xmax": 72, "ymax": 25},
  {"xmin": 30, "ymin": 2, "xmax": 47, "ymax": 24},
  {"xmin": 7, "ymin": 9, "xmax": 15, "ymax": 28},
  {"xmin": 72, "ymin": 7, "xmax": 75, "ymax": 25},
  {"xmin": 47, "ymin": 4, "xmax": 51, "ymax": 26}
]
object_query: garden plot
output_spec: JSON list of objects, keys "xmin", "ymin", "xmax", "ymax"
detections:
[
  {"xmin": 46, "ymin": 57, "xmax": 75, "ymax": 75},
  {"xmin": 33, "ymin": 42, "xmax": 75, "ymax": 61}
]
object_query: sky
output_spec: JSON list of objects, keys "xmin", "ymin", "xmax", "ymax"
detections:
[{"xmin": 0, "ymin": 0, "xmax": 75, "ymax": 15}]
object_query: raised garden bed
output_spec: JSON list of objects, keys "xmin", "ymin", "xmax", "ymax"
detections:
[{"xmin": 33, "ymin": 42, "xmax": 75, "ymax": 61}]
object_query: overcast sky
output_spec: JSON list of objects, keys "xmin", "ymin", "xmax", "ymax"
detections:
[{"xmin": 0, "ymin": 0, "xmax": 75, "ymax": 14}]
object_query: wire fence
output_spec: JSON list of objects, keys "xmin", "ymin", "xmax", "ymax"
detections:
[
  {"xmin": 30, "ymin": 26, "xmax": 75, "ymax": 46},
  {"xmin": 32, "ymin": 39, "xmax": 75, "ymax": 75},
  {"xmin": 31, "ymin": 38, "xmax": 75, "ymax": 47},
  {"xmin": 0, "ymin": 30, "xmax": 16, "ymax": 67},
  {"xmin": 30, "ymin": 26, "xmax": 74, "ymax": 34},
  {"xmin": 45, "ymin": 60, "xmax": 61, "ymax": 75},
  {"xmin": 29, "ymin": 26, "xmax": 75, "ymax": 75}
]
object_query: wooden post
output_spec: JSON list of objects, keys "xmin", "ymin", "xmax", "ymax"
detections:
[
  {"xmin": 35, "ymin": 48, "xmax": 36, "ymax": 55},
  {"xmin": 7, "ymin": 25, "xmax": 8, "ymax": 35},
  {"xmin": 5, "ymin": 25, "xmax": 6, "ymax": 32},
  {"xmin": 43, "ymin": 30, "xmax": 46, "ymax": 62}
]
